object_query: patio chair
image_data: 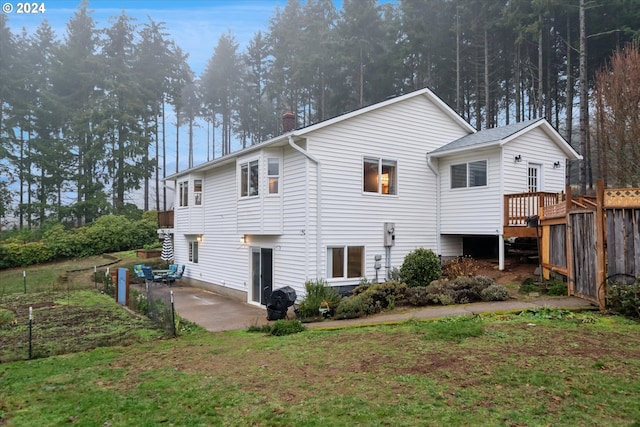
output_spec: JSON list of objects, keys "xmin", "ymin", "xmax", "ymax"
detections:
[
  {"xmin": 165, "ymin": 264, "xmax": 185, "ymax": 285},
  {"xmin": 141, "ymin": 266, "xmax": 165, "ymax": 285},
  {"xmin": 133, "ymin": 264, "xmax": 146, "ymax": 279}
]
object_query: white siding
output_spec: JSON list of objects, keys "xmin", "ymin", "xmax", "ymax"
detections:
[
  {"xmin": 305, "ymin": 93, "xmax": 471, "ymax": 286},
  {"xmin": 173, "ymin": 174, "xmax": 204, "ymax": 235},
  {"xmin": 439, "ymin": 148, "xmax": 502, "ymax": 235},
  {"xmin": 502, "ymin": 126, "xmax": 567, "ymax": 194}
]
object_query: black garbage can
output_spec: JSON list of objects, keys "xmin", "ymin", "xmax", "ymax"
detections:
[{"xmin": 266, "ymin": 286, "xmax": 297, "ymax": 321}]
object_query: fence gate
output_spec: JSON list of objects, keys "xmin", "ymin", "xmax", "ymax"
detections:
[{"xmin": 569, "ymin": 210, "xmax": 598, "ymax": 302}]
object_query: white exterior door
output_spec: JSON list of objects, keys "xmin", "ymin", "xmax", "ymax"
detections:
[{"xmin": 528, "ymin": 163, "xmax": 542, "ymax": 192}]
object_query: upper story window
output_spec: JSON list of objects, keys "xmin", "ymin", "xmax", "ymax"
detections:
[
  {"xmin": 240, "ymin": 160, "xmax": 259, "ymax": 197},
  {"xmin": 179, "ymin": 180, "xmax": 189, "ymax": 207},
  {"xmin": 267, "ymin": 158, "xmax": 280, "ymax": 194},
  {"xmin": 193, "ymin": 179, "xmax": 203, "ymax": 205},
  {"xmin": 363, "ymin": 157, "xmax": 397, "ymax": 195},
  {"xmin": 451, "ymin": 160, "xmax": 487, "ymax": 189}
]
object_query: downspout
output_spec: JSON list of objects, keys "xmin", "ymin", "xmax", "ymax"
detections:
[
  {"xmin": 288, "ymin": 135, "xmax": 323, "ymax": 278},
  {"xmin": 498, "ymin": 146, "xmax": 505, "ymax": 271},
  {"xmin": 426, "ymin": 155, "xmax": 441, "ymax": 255}
]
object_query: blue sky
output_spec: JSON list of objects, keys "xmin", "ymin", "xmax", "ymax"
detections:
[{"xmin": 4, "ymin": 0, "xmax": 290, "ymax": 74}]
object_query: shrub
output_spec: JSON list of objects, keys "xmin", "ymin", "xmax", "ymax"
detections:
[
  {"xmin": 297, "ymin": 279, "xmax": 342, "ymax": 319},
  {"xmin": 335, "ymin": 294, "xmax": 373, "ymax": 319},
  {"xmin": 442, "ymin": 256, "xmax": 480, "ymax": 280},
  {"xmin": 270, "ymin": 319, "xmax": 306, "ymax": 336},
  {"xmin": 480, "ymin": 284, "xmax": 510, "ymax": 301},
  {"xmin": 400, "ymin": 248, "xmax": 441, "ymax": 287},
  {"xmin": 406, "ymin": 286, "xmax": 431, "ymax": 306},
  {"xmin": 425, "ymin": 275, "xmax": 499, "ymax": 305},
  {"xmin": 1, "ymin": 241, "xmax": 53, "ymax": 267},
  {"xmin": 606, "ymin": 278, "xmax": 640, "ymax": 319}
]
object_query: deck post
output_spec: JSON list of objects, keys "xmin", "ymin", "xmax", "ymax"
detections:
[{"xmin": 498, "ymin": 234, "xmax": 504, "ymax": 270}]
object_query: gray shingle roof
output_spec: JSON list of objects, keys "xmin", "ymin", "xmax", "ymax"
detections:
[{"xmin": 429, "ymin": 118, "xmax": 543, "ymax": 156}]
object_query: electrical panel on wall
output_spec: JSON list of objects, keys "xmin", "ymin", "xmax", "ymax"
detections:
[{"xmin": 384, "ymin": 222, "xmax": 395, "ymax": 247}]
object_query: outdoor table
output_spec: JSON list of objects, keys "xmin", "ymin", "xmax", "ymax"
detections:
[{"xmin": 152, "ymin": 269, "xmax": 172, "ymax": 277}]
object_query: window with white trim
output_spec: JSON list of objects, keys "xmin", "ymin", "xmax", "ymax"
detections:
[
  {"xmin": 267, "ymin": 158, "xmax": 280, "ymax": 194},
  {"xmin": 327, "ymin": 246, "xmax": 364, "ymax": 279},
  {"xmin": 451, "ymin": 160, "xmax": 487, "ymax": 188},
  {"xmin": 179, "ymin": 180, "xmax": 189, "ymax": 206},
  {"xmin": 363, "ymin": 157, "xmax": 397, "ymax": 195},
  {"xmin": 189, "ymin": 241, "xmax": 199, "ymax": 263},
  {"xmin": 240, "ymin": 160, "xmax": 259, "ymax": 197},
  {"xmin": 193, "ymin": 179, "xmax": 202, "ymax": 205}
]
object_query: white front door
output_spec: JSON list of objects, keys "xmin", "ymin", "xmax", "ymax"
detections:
[{"xmin": 527, "ymin": 163, "xmax": 542, "ymax": 192}]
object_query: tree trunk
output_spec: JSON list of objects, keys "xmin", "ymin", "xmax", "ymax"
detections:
[{"xmin": 579, "ymin": 0, "xmax": 589, "ymax": 194}]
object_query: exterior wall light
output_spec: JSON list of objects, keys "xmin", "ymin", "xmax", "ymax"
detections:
[
  {"xmin": 553, "ymin": 161, "xmax": 561, "ymax": 168},
  {"xmin": 514, "ymin": 155, "xmax": 522, "ymax": 163}
]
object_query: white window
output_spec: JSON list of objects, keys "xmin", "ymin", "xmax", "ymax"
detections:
[
  {"xmin": 363, "ymin": 157, "xmax": 397, "ymax": 195},
  {"xmin": 179, "ymin": 180, "xmax": 189, "ymax": 207},
  {"xmin": 240, "ymin": 160, "xmax": 259, "ymax": 197},
  {"xmin": 327, "ymin": 246, "xmax": 364, "ymax": 279},
  {"xmin": 451, "ymin": 160, "xmax": 487, "ymax": 189},
  {"xmin": 189, "ymin": 241, "xmax": 199, "ymax": 263},
  {"xmin": 267, "ymin": 158, "xmax": 280, "ymax": 194},
  {"xmin": 193, "ymin": 179, "xmax": 202, "ymax": 205}
]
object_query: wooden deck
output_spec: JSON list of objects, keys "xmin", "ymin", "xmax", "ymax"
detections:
[
  {"xmin": 157, "ymin": 210, "xmax": 174, "ymax": 228},
  {"xmin": 503, "ymin": 192, "xmax": 561, "ymax": 238}
]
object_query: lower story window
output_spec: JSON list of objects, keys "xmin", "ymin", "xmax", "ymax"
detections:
[
  {"xmin": 189, "ymin": 241, "xmax": 199, "ymax": 263},
  {"xmin": 327, "ymin": 246, "xmax": 364, "ymax": 279}
]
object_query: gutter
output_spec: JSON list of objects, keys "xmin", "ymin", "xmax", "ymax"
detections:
[
  {"xmin": 288, "ymin": 135, "xmax": 323, "ymax": 278},
  {"xmin": 426, "ymin": 155, "xmax": 441, "ymax": 255}
]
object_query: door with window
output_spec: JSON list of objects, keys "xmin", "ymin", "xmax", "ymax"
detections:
[
  {"xmin": 527, "ymin": 163, "xmax": 542, "ymax": 192},
  {"xmin": 251, "ymin": 248, "xmax": 273, "ymax": 305}
]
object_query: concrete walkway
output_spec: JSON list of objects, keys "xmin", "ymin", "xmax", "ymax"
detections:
[{"xmin": 169, "ymin": 284, "xmax": 598, "ymax": 332}]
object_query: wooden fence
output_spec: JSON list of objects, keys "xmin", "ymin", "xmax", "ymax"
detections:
[{"xmin": 539, "ymin": 180, "xmax": 640, "ymax": 308}]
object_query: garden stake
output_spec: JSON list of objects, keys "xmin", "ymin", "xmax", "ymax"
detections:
[
  {"xmin": 23, "ymin": 270, "xmax": 26, "ymax": 293},
  {"xmin": 94, "ymin": 266, "xmax": 97, "ymax": 289},
  {"xmin": 28, "ymin": 306, "xmax": 33, "ymax": 359}
]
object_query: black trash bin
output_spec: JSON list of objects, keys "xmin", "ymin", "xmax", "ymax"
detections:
[{"xmin": 266, "ymin": 286, "xmax": 297, "ymax": 321}]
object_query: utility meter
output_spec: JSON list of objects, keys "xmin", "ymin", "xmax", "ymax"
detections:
[{"xmin": 384, "ymin": 222, "xmax": 395, "ymax": 247}]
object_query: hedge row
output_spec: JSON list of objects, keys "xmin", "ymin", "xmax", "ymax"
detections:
[{"xmin": 0, "ymin": 215, "xmax": 158, "ymax": 269}]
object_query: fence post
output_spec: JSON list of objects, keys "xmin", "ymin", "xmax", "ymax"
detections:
[
  {"xmin": 170, "ymin": 290, "xmax": 176, "ymax": 338},
  {"xmin": 595, "ymin": 179, "xmax": 606, "ymax": 310},
  {"xmin": 23, "ymin": 271, "xmax": 26, "ymax": 293},
  {"xmin": 28, "ymin": 306, "xmax": 33, "ymax": 359}
]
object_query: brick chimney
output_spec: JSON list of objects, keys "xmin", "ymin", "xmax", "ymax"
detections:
[{"xmin": 282, "ymin": 110, "xmax": 295, "ymax": 133}]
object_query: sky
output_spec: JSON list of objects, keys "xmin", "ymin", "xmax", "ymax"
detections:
[{"xmin": 3, "ymin": 0, "xmax": 292, "ymax": 75}]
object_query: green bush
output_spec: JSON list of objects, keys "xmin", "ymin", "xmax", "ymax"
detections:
[
  {"xmin": 0, "ymin": 241, "xmax": 53, "ymax": 267},
  {"xmin": 400, "ymin": 248, "xmax": 441, "ymax": 287},
  {"xmin": 606, "ymin": 279, "xmax": 640, "ymax": 319},
  {"xmin": 334, "ymin": 281, "xmax": 407, "ymax": 319},
  {"xmin": 424, "ymin": 275, "xmax": 500, "ymax": 305},
  {"xmin": 335, "ymin": 294, "xmax": 373, "ymax": 319},
  {"xmin": 297, "ymin": 279, "xmax": 342, "ymax": 319},
  {"xmin": 353, "ymin": 281, "xmax": 408, "ymax": 310},
  {"xmin": 270, "ymin": 319, "xmax": 306, "ymax": 336}
]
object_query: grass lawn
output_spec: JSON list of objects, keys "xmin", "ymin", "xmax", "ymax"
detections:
[
  {"xmin": 2, "ymin": 311, "xmax": 639, "ymax": 426},
  {"xmin": 0, "ymin": 251, "xmax": 141, "ymax": 295}
]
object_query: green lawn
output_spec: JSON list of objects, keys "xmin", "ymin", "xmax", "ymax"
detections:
[{"xmin": 2, "ymin": 311, "xmax": 639, "ymax": 426}]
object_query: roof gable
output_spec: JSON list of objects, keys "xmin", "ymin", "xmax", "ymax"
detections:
[
  {"xmin": 428, "ymin": 118, "xmax": 582, "ymax": 160},
  {"xmin": 166, "ymin": 88, "xmax": 475, "ymax": 180}
]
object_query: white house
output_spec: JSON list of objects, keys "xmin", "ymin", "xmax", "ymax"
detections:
[{"xmin": 162, "ymin": 88, "xmax": 581, "ymax": 305}]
